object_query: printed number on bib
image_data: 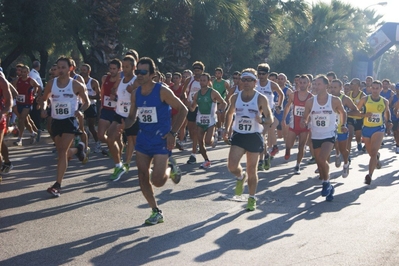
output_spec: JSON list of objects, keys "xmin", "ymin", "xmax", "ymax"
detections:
[
  {"xmin": 117, "ymin": 102, "xmax": 130, "ymax": 114},
  {"xmin": 197, "ymin": 114, "xmax": 211, "ymax": 125},
  {"xmin": 54, "ymin": 102, "xmax": 71, "ymax": 115},
  {"xmin": 138, "ymin": 107, "xmax": 158, "ymax": 123},
  {"xmin": 17, "ymin": 95, "xmax": 25, "ymax": 103},
  {"xmin": 237, "ymin": 118, "xmax": 254, "ymax": 132},
  {"xmin": 104, "ymin": 96, "xmax": 116, "ymax": 108},
  {"xmin": 294, "ymin": 106, "xmax": 305, "ymax": 117},
  {"xmin": 314, "ymin": 115, "xmax": 329, "ymax": 127},
  {"xmin": 368, "ymin": 113, "xmax": 382, "ymax": 124}
]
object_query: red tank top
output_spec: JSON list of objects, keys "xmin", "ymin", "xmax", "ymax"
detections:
[
  {"xmin": 101, "ymin": 75, "xmax": 117, "ymax": 110},
  {"xmin": 171, "ymin": 84, "xmax": 183, "ymax": 115},
  {"xmin": 290, "ymin": 91, "xmax": 312, "ymax": 129},
  {"xmin": 16, "ymin": 77, "xmax": 34, "ymax": 105}
]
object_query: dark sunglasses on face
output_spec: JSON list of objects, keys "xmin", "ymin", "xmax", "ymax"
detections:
[
  {"xmin": 135, "ymin": 69, "xmax": 149, "ymax": 76},
  {"xmin": 241, "ymin": 78, "xmax": 255, "ymax": 82},
  {"xmin": 193, "ymin": 66, "xmax": 203, "ymax": 70},
  {"xmin": 258, "ymin": 72, "xmax": 267, "ymax": 76}
]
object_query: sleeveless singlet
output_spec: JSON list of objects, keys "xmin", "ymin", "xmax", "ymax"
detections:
[
  {"xmin": 232, "ymin": 91, "xmax": 263, "ymax": 134},
  {"xmin": 86, "ymin": 78, "xmax": 97, "ymax": 105},
  {"xmin": 349, "ymin": 91, "xmax": 363, "ymax": 119},
  {"xmin": 290, "ymin": 91, "xmax": 312, "ymax": 129},
  {"xmin": 310, "ymin": 94, "xmax": 336, "ymax": 139},
  {"xmin": 16, "ymin": 77, "xmax": 34, "ymax": 105},
  {"xmin": 102, "ymin": 75, "xmax": 117, "ymax": 110},
  {"xmin": 212, "ymin": 79, "xmax": 226, "ymax": 98},
  {"xmin": 196, "ymin": 88, "xmax": 217, "ymax": 126},
  {"xmin": 256, "ymin": 80, "xmax": 274, "ymax": 110},
  {"xmin": 50, "ymin": 78, "xmax": 78, "ymax": 120},
  {"xmin": 115, "ymin": 76, "xmax": 136, "ymax": 118},
  {"xmin": 187, "ymin": 77, "xmax": 201, "ymax": 103},
  {"xmin": 363, "ymin": 95, "xmax": 385, "ymax": 127}
]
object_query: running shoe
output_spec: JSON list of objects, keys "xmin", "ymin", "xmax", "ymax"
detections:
[
  {"xmin": 257, "ymin": 160, "xmax": 264, "ymax": 171},
  {"xmin": 94, "ymin": 142, "xmax": 101, "ymax": 153},
  {"xmin": 342, "ymin": 164, "xmax": 349, "ymax": 178},
  {"xmin": 365, "ymin": 174, "xmax": 371, "ymax": 185},
  {"xmin": 284, "ymin": 149, "xmax": 290, "ymax": 160},
  {"xmin": 321, "ymin": 181, "xmax": 332, "ymax": 197},
  {"xmin": 168, "ymin": 157, "xmax": 181, "ymax": 184},
  {"xmin": 110, "ymin": 165, "xmax": 126, "ymax": 181},
  {"xmin": 200, "ymin": 160, "xmax": 211, "ymax": 169},
  {"xmin": 83, "ymin": 147, "xmax": 90, "ymax": 164},
  {"xmin": 294, "ymin": 165, "xmax": 301, "ymax": 175},
  {"xmin": 357, "ymin": 143, "xmax": 362, "ymax": 152},
  {"xmin": 326, "ymin": 185, "xmax": 335, "ymax": 201},
  {"xmin": 235, "ymin": 171, "xmax": 247, "ymax": 196},
  {"xmin": 1, "ymin": 162, "xmax": 13, "ymax": 173},
  {"xmin": 376, "ymin": 152, "xmax": 381, "ymax": 169},
  {"xmin": 186, "ymin": 154, "xmax": 196, "ymax": 164},
  {"xmin": 308, "ymin": 157, "xmax": 316, "ymax": 164},
  {"xmin": 76, "ymin": 142, "xmax": 86, "ymax": 162},
  {"xmin": 212, "ymin": 132, "xmax": 218, "ymax": 148},
  {"xmin": 123, "ymin": 163, "xmax": 130, "ymax": 173},
  {"xmin": 30, "ymin": 133, "xmax": 37, "ymax": 144},
  {"xmin": 47, "ymin": 185, "xmax": 61, "ymax": 197},
  {"xmin": 270, "ymin": 146, "xmax": 279, "ymax": 157},
  {"xmin": 247, "ymin": 197, "xmax": 257, "ymax": 211},
  {"xmin": 13, "ymin": 140, "xmax": 22, "ymax": 146},
  {"xmin": 145, "ymin": 210, "xmax": 164, "ymax": 225},
  {"xmin": 335, "ymin": 154, "xmax": 342, "ymax": 168},
  {"xmin": 263, "ymin": 155, "xmax": 271, "ymax": 170}
]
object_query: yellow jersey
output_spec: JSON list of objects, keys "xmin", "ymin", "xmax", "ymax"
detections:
[
  {"xmin": 363, "ymin": 95, "xmax": 385, "ymax": 127},
  {"xmin": 349, "ymin": 91, "xmax": 363, "ymax": 119}
]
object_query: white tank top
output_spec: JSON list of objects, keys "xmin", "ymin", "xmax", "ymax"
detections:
[
  {"xmin": 310, "ymin": 94, "xmax": 337, "ymax": 139},
  {"xmin": 50, "ymin": 78, "xmax": 78, "ymax": 120},
  {"xmin": 232, "ymin": 91, "xmax": 263, "ymax": 134},
  {"xmin": 256, "ymin": 80, "xmax": 274, "ymax": 109},
  {"xmin": 187, "ymin": 77, "xmax": 201, "ymax": 103},
  {"xmin": 86, "ymin": 78, "xmax": 97, "ymax": 105},
  {"xmin": 115, "ymin": 76, "xmax": 136, "ymax": 118}
]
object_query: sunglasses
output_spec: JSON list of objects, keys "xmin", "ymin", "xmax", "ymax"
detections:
[
  {"xmin": 258, "ymin": 72, "xmax": 267, "ymax": 76},
  {"xmin": 241, "ymin": 78, "xmax": 255, "ymax": 82},
  {"xmin": 193, "ymin": 66, "xmax": 203, "ymax": 70},
  {"xmin": 135, "ymin": 69, "xmax": 149, "ymax": 76}
]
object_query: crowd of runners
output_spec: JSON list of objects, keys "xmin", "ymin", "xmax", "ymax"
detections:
[{"xmin": 1, "ymin": 49, "xmax": 398, "ymax": 225}]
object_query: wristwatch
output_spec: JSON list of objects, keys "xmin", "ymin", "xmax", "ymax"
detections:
[{"xmin": 169, "ymin": 130, "xmax": 177, "ymax": 137}]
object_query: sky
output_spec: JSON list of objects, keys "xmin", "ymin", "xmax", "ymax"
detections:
[{"xmin": 307, "ymin": 0, "xmax": 399, "ymax": 23}]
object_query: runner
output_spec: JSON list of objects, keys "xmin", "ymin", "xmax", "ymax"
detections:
[
  {"xmin": 98, "ymin": 59, "xmax": 121, "ymax": 153},
  {"xmin": 121, "ymin": 57, "xmax": 188, "ymax": 225},
  {"xmin": 40, "ymin": 56, "xmax": 89, "ymax": 197},
  {"xmin": 330, "ymin": 79, "xmax": 362, "ymax": 178},
  {"xmin": 348, "ymin": 78, "xmax": 366, "ymax": 153},
  {"xmin": 170, "ymin": 72, "xmax": 186, "ymax": 150},
  {"xmin": 0, "ymin": 72, "xmax": 13, "ymax": 175},
  {"xmin": 391, "ymin": 83, "xmax": 399, "ymax": 154},
  {"xmin": 282, "ymin": 75, "xmax": 313, "ymax": 174},
  {"xmin": 190, "ymin": 73, "xmax": 226, "ymax": 168},
  {"xmin": 357, "ymin": 80, "xmax": 391, "ymax": 185},
  {"xmin": 107, "ymin": 55, "xmax": 138, "ymax": 181},
  {"xmin": 80, "ymin": 63, "xmax": 101, "ymax": 152},
  {"xmin": 181, "ymin": 61, "xmax": 204, "ymax": 164},
  {"xmin": 212, "ymin": 67, "xmax": 229, "ymax": 140},
  {"xmin": 223, "ymin": 68, "xmax": 273, "ymax": 211},
  {"xmin": 255, "ymin": 64, "xmax": 284, "ymax": 171},
  {"xmin": 275, "ymin": 73, "xmax": 292, "ymax": 140},
  {"xmin": 301, "ymin": 75, "xmax": 347, "ymax": 201}
]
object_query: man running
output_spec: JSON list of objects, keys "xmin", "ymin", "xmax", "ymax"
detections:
[
  {"xmin": 121, "ymin": 57, "xmax": 188, "ymax": 225},
  {"xmin": 224, "ymin": 68, "xmax": 273, "ymax": 211},
  {"xmin": 348, "ymin": 78, "xmax": 366, "ymax": 153},
  {"xmin": 0, "ymin": 72, "xmax": 13, "ymax": 176},
  {"xmin": 357, "ymin": 80, "xmax": 391, "ymax": 185},
  {"xmin": 391, "ymin": 83, "xmax": 399, "ymax": 154},
  {"xmin": 40, "ymin": 56, "xmax": 89, "ymax": 197},
  {"xmin": 212, "ymin": 67, "xmax": 229, "ymax": 140},
  {"xmin": 282, "ymin": 75, "xmax": 313, "ymax": 174},
  {"xmin": 190, "ymin": 73, "xmax": 226, "ymax": 168},
  {"xmin": 301, "ymin": 75, "xmax": 347, "ymax": 201},
  {"xmin": 80, "ymin": 63, "xmax": 101, "ymax": 152}
]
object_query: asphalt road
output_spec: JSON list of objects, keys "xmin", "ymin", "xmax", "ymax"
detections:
[{"xmin": 1, "ymin": 132, "xmax": 399, "ymax": 266}]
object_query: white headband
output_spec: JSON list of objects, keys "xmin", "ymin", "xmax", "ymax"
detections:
[{"xmin": 241, "ymin": 72, "xmax": 257, "ymax": 80}]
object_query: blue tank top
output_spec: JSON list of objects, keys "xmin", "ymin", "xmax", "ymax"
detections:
[
  {"xmin": 391, "ymin": 94, "xmax": 399, "ymax": 122},
  {"xmin": 273, "ymin": 86, "xmax": 290, "ymax": 121},
  {"xmin": 135, "ymin": 83, "xmax": 171, "ymax": 143}
]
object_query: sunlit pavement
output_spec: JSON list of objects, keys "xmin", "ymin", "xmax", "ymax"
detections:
[{"xmin": 1, "ymin": 132, "xmax": 399, "ymax": 266}]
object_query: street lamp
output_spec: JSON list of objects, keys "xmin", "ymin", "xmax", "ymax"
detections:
[{"xmin": 365, "ymin": 2, "xmax": 387, "ymax": 10}]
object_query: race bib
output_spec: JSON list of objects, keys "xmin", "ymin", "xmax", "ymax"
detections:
[
  {"xmin": 117, "ymin": 101, "xmax": 130, "ymax": 114},
  {"xmin": 294, "ymin": 106, "xmax": 305, "ymax": 117},
  {"xmin": 367, "ymin": 113, "xmax": 382, "ymax": 124},
  {"xmin": 53, "ymin": 102, "xmax": 71, "ymax": 116},
  {"xmin": 138, "ymin": 106, "xmax": 158, "ymax": 123},
  {"xmin": 16, "ymin": 95, "xmax": 25, "ymax": 103},
  {"xmin": 314, "ymin": 114, "xmax": 330, "ymax": 127},
  {"xmin": 237, "ymin": 117, "xmax": 254, "ymax": 132},
  {"xmin": 104, "ymin": 96, "xmax": 116, "ymax": 108},
  {"xmin": 197, "ymin": 114, "xmax": 211, "ymax": 125}
]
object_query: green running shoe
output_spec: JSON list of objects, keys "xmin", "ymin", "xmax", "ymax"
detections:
[
  {"xmin": 123, "ymin": 163, "xmax": 130, "ymax": 173},
  {"xmin": 257, "ymin": 160, "xmax": 264, "ymax": 171},
  {"xmin": 247, "ymin": 197, "xmax": 256, "ymax": 211},
  {"xmin": 263, "ymin": 155, "xmax": 271, "ymax": 170},
  {"xmin": 168, "ymin": 157, "xmax": 181, "ymax": 184},
  {"xmin": 110, "ymin": 166, "xmax": 126, "ymax": 181},
  {"xmin": 234, "ymin": 171, "xmax": 247, "ymax": 196},
  {"xmin": 145, "ymin": 210, "xmax": 164, "ymax": 225}
]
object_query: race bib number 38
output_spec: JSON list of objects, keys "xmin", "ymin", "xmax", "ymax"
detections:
[{"xmin": 138, "ymin": 106, "xmax": 158, "ymax": 123}]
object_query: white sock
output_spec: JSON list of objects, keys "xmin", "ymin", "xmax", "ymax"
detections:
[{"xmin": 116, "ymin": 162, "xmax": 122, "ymax": 168}]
